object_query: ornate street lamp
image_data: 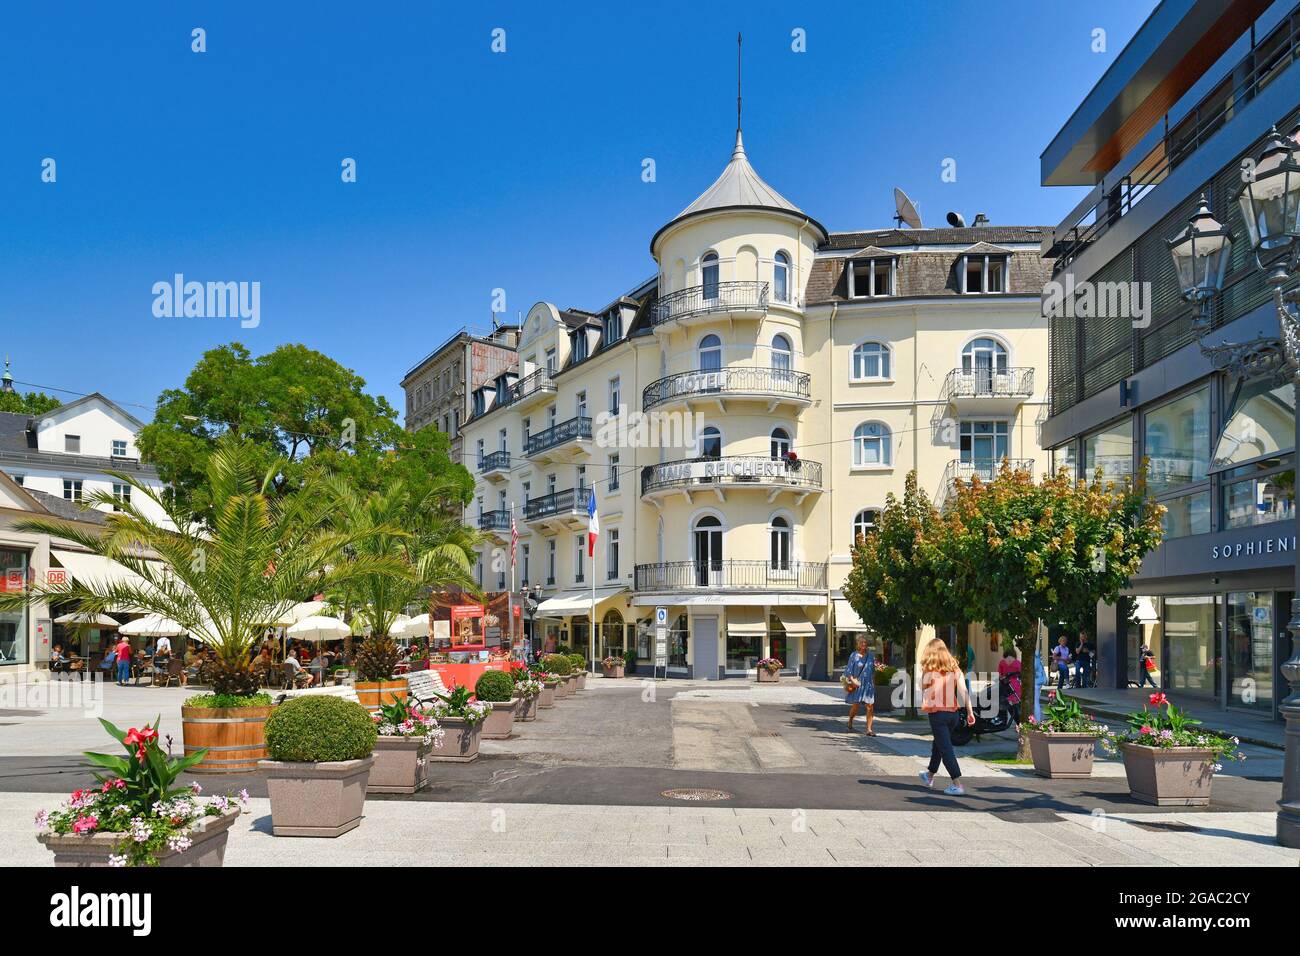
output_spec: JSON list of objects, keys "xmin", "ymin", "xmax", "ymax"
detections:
[{"xmin": 1167, "ymin": 195, "xmax": 1232, "ymax": 330}]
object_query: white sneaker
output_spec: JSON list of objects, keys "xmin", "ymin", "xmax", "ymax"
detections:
[
  {"xmin": 918, "ymin": 771, "xmax": 934, "ymax": 788},
  {"xmin": 944, "ymin": 784, "xmax": 966, "ymax": 796}
]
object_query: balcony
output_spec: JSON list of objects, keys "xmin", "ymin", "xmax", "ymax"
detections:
[
  {"xmin": 508, "ymin": 368, "xmax": 557, "ymax": 411},
  {"xmin": 650, "ymin": 281, "xmax": 768, "ymax": 332},
  {"xmin": 478, "ymin": 450, "xmax": 510, "ymax": 481},
  {"xmin": 478, "ymin": 509, "xmax": 512, "ymax": 541},
  {"xmin": 635, "ymin": 559, "xmax": 827, "ymax": 593},
  {"xmin": 523, "ymin": 487, "xmax": 592, "ymax": 530},
  {"xmin": 941, "ymin": 367, "xmax": 1034, "ymax": 415},
  {"xmin": 936, "ymin": 457, "xmax": 1036, "ymax": 507},
  {"xmin": 642, "ymin": 366, "xmax": 812, "ymax": 413},
  {"xmin": 524, "ymin": 416, "xmax": 592, "ymax": 464},
  {"xmin": 641, "ymin": 455, "xmax": 823, "ymax": 504}
]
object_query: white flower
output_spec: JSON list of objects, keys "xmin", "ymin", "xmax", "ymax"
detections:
[{"xmin": 108, "ymin": 854, "xmax": 128, "ymax": 868}]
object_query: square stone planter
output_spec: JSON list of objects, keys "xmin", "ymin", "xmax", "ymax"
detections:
[
  {"xmin": 259, "ymin": 756, "xmax": 373, "ymax": 837},
  {"xmin": 871, "ymin": 684, "xmax": 894, "ymax": 712},
  {"xmin": 428, "ymin": 716, "xmax": 482, "ymax": 762},
  {"xmin": 564, "ymin": 674, "xmax": 579, "ymax": 695},
  {"xmin": 481, "ymin": 698, "xmax": 520, "ymax": 739},
  {"xmin": 516, "ymin": 693, "xmax": 539, "ymax": 721},
  {"xmin": 1119, "ymin": 742, "xmax": 1217, "ymax": 806},
  {"xmin": 1026, "ymin": 730, "xmax": 1097, "ymax": 779},
  {"xmin": 601, "ymin": 663, "xmax": 625, "ymax": 679},
  {"xmin": 368, "ymin": 737, "xmax": 430, "ymax": 794},
  {"xmin": 38, "ymin": 807, "xmax": 239, "ymax": 867},
  {"xmin": 539, "ymin": 681, "xmax": 559, "ymax": 708},
  {"xmin": 574, "ymin": 671, "xmax": 587, "ymax": 690},
  {"xmin": 757, "ymin": 669, "xmax": 780, "ymax": 683},
  {"xmin": 554, "ymin": 675, "xmax": 572, "ymax": 699}
]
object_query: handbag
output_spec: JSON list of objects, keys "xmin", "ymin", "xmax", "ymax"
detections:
[{"xmin": 1144, "ymin": 657, "xmax": 1156, "ymax": 672}]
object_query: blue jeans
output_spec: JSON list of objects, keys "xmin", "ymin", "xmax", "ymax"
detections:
[
  {"xmin": 1057, "ymin": 663, "xmax": 1070, "ymax": 687},
  {"xmin": 927, "ymin": 711, "xmax": 962, "ymax": 780},
  {"xmin": 116, "ymin": 659, "xmax": 131, "ymax": 684},
  {"xmin": 1139, "ymin": 666, "xmax": 1157, "ymax": 688}
]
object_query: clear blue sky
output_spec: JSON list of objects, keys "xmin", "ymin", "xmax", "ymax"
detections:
[{"xmin": 0, "ymin": 0, "xmax": 1155, "ymax": 420}]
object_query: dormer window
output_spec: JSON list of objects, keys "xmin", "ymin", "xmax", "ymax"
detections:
[
  {"xmin": 960, "ymin": 252, "xmax": 1009, "ymax": 293},
  {"xmin": 848, "ymin": 258, "xmax": 894, "ymax": 298},
  {"xmin": 472, "ymin": 391, "xmax": 485, "ymax": 416},
  {"xmin": 602, "ymin": 309, "xmax": 622, "ymax": 344},
  {"xmin": 573, "ymin": 330, "xmax": 589, "ymax": 362}
]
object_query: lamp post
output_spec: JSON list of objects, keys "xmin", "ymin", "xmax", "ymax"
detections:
[{"xmin": 1171, "ymin": 126, "xmax": 1300, "ymax": 847}]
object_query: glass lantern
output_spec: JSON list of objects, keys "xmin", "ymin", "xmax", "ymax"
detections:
[
  {"xmin": 1167, "ymin": 195, "xmax": 1232, "ymax": 307},
  {"xmin": 1234, "ymin": 127, "xmax": 1300, "ymax": 269}
]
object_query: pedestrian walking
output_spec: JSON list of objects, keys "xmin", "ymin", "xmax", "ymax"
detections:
[
  {"xmin": 1138, "ymin": 642, "xmax": 1158, "ymax": 688},
  {"xmin": 842, "ymin": 636, "xmax": 876, "ymax": 735},
  {"xmin": 917, "ymin": 638, "xmax": 976, "ymax": 796},
  {"xmin": 113, "ymin": 636, "xmax": 132, "ymax": 686}
]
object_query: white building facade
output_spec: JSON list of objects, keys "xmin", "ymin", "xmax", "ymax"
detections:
[{"xmin": 460, "ymin": 129, "xmax": 1054, "ymax": 680}]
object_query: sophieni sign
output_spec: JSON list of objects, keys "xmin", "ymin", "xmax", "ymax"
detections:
[{"xmin": 1211, "ymin": 534, "xmax": 1298, "ymax": 561}]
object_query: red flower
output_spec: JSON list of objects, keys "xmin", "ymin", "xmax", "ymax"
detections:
[
  {"xmin": 1148, "ymin": 692, "xmax": 1168, "ymax": 707},
  {"xmin": 1047, "ymin": 690, "xmax": 1056, "ymax": 700},
  {"xmin": 124, "ymin": 726, "xmax": 159, "ymax": 762},
  {"xmin": 1140, "ymin": 725, "xmax": 1152, "ymax": 735}
]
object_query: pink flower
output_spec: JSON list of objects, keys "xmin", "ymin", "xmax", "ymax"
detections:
[
  {"xmin": 1047, "ymin": 690, "xmax": 1056, "ymax": 700},
  {"xmin": 72, "ymin": 815, "xmax": 98, "ymax": 834},
  {"xmin": 1140, "ymin": 725, "xmax": 1152, "ymax": 735},
  {"xmin": 1148, "ymin": 693, "xmax": 1168, "ymax": 707}
]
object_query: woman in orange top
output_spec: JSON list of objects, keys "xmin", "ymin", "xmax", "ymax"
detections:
[{"xmin": 918, "ymin": 638, "xmax": 976, "ymax": 796}]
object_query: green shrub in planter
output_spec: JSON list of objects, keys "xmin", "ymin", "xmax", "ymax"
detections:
[
  {"xmin": 264, "ymin": 696, "xmax": 377, "ymax": 763},
  {"xmin": 542, "ymin": 653, "xmax": 572, "ymax": 677},
  {"xmin": 622, "ymin": 649, "xmax": 636, "ymax": 670},
  {"xmin": 873, "ymin": 665, "xmax": 898, "ymax": 686},
  {"xmin": 556, "ymin": 644, "xmax": 572, "ymax": 656},
  {"xmin": 475, "ymin": 669, "xmax": 516, "ymax": 703},
  {"xmin": 567, "ymin": 653, "xmax": 586, "ymax": 672}
]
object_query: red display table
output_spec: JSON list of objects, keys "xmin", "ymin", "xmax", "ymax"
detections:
[{"xmin": 428, "ymin": 658, "xmax": 521, "ymax": 690}]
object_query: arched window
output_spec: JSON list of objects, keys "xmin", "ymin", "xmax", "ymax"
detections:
[
  {"xmin": 853, "ymin": 422, "xmax": 892, "ymax": 467},
  {"xmin": 961, "ymin": 337, "xmax": 1009, "ymax": 391},
  {"xmin": 769, "ymin": 515, "xmax": 791, "ymax": 570},
  {"xmin": 693, "ymin": 514, "xmax": 723, "ymax": 585},
  {"xmin": 773, "ymin": 251, "xmax": 790, "ymax": 303},
  {"xmin": 853, "ymin": 508, "xmax": 879, "ymax": 543},
  {"xmin": 771, "ymin": 334, "xmax": 792, "ymax": 375},
  {"xmin": 699, "ymin": 426, "xmax": 722, "ymax": 459},
  {"xmin": 770, "ymin": 427, "xmax": 791, "ymax": 459},
  {"xmin": 601, "ymin": 609, "xmax": 624, "ymax": 659},
  {"xmin": 699, "ymin": 333, "xmax": 722, "ymax": 372},
  {"xmin": 701, "ymin": 252, "xmax": 720, "ymax": 299},
  {"xmin": 851, "ymin": 342, "xmax": 891, "ymax": 381}
]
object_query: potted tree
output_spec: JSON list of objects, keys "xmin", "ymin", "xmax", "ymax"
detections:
[
  {"xmin": 569, "ymin": 653, "xmax": 588, "ymax": 690},
  {"xmin": 600, "ymin": 655, "xmax": 625, "ymax": 679},
  {"xmin": 1115, "ymin": 693, "xmax": 1244, "ymax": 806},
  {"xmin": 35, "ymin": 718, "xmax": 245, "ymax": 867},
  {"xmin": 369, "ymin": 699, "xmax": 444, "ymax": 794},
  {"xmin": 1020, "ymin": 690, "xmax": 1113, "ymax": 778},
  {"xmin": 543, "ymin": 654, "xmax": 573, "ymax": 698},
  {"xmin": 354, "ymin": 634, "xmax": 407, "ymax": 711},
  {"xmin": 427, "ymin": 685, "xmax": 490, "ymax": 761},
  {"xmin": 259, "ymin": 696, "xmax": 378, "ymax": 837},
  {"xmin": 475, "ymin": 669, "xmax": 520, "ymax": 739},
  {"xmin": 756, "ymin": 658, "xmax": 782, "ymax": 683},
  {"xmin": 514, "ymin": 670, "xmax": 543, "ymax": 721}
]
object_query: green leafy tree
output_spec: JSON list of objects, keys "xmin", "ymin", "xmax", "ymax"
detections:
[
  {"xmin": 0, "ymin": 389, "xmax": 62, "ymax": 415},
  {"xmin": 137, "ymin": 343, "xmax": 471, "ymax": 514},
  {"xmin": 843, "ymin": 473, "xmax": 962, "ymax": 717},
  {"xmin": 930, "ymin": 461, "xmax": 1165, "ymax": 756}
]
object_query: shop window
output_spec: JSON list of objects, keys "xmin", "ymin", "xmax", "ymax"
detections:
[
  {"xmin": 1213, "ymin": 376, "xmax": 1295, "ymax": 470},
  {"xmin": 1225, "ymin": 592, "xmax": 1275, "ymax": 712},
  {"xmin": 1144, "ymin": 387, "xmax": 1210, "ymax": 494},
  {"xmin": 1163, "ymin": 595, "xmax": 1220, "ymax": 700},
  {"xmin": 1221, "ymin": 455, "xmax": 1295, "ymax": 529},
  {"xmin": 1082, "ymin": 418, "xmax": 1133, "ymax": 481},
  {"xmin": 0, "ymin": 547, "xmax": 30, "ymax": 664},
  {"xmin": 1161, "ymin": 490, "xmax": 1210, "ymax": 538}
]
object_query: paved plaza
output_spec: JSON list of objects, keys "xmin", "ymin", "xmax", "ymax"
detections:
[{"xmin": 2, "ymin": 674, "xmax": 1295, "ymax": 866}]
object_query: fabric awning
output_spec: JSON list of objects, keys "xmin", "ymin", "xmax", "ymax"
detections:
[
  {"xmin": 725, "ymin": 606, "xmax": 766, "ymax": 637},
  {"xmin": 51, "ymin": 550, "xmax": 145, "ymax": 590},
  {"xmin": 774, "ymin": 606, "xmax": 816, "ymax": 638},
  {"xmin": 536, "ymin": 587, "xmax": 627, "ymax": 618},
  {"xmin": 833, "ymin": 599, "xmax": 867, "ymax": 632}
]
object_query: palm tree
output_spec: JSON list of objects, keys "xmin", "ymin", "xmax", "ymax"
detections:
[
  {"xmin": 325, "ymin": 475, "xmax": 479, "ymax": 645},
  {"xmin": 0, "ymin": 437, "xmax": 396, "ymax": 696}
]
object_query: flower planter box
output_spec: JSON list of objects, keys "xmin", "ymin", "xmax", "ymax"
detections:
[
  {"xmin": 601, "ymin": 663, "xmax": 625, "ymax": 679},
  {"xmin": 38, "ymin": 807, "xmax": 239, "ymax": 867},
  {"xmin": 1026, "ymin": 730, "xmax": 1097, "ymax": 779},
  {"xmin": 563, "ymin": 674, "xmax": 579, "ymax": 696},
  {"xmin": 181, "ymin": 704, "xmax": 272, "ymax": 774},
  {"xmin": 1119, "ymin": 742, "xmax": 1217, "ymax": 806},
  {"xmin": 516, "ymin": 694, "xmax": 539, "ymax": 721},
  {"xmin": 574, "ymin": 671, "xmax": 587, "ymax": 690},
  {"xmin": 539, "ymin": 681, "xmax": 558, "ymax": 708},
  {"xmin": 481, "ymin": 698, "xmax": 520, "ymax": 740},
  {"xmin": 367, "ymin": 737, "xmax": 430, "ymax": 795},
  {"xmin": 871, "ymin": 684, "xmax": 894, "ymax": 712},
  {"xmin": 757, "ymin": 669, "xmax": 780, "ymax": 683},
  {"xmin": 428, "ymin": 716, "xmax": 481, "ymax": 762},
  {"xmin": 355, "ymin": 680, "xmax": 408, "ymax": 711},
  {"xmin": 258, "ymin": 757, "xmax": 374, "ymax": 837},
  {"xmin": 554, "ymin": 676, "xmax": 572, "ymax": 699}
]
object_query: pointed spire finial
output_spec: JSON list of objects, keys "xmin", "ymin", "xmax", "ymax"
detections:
[{"xmin": 736, "ymin": 32, "xmax": 743, "ymax": 138}]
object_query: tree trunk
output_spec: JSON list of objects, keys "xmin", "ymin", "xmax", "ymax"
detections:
[
  {"xmin": 905, "ymin": 631, "xmax": 919, "ymax": 719},
  {"xmin": 1016, "ymin": 633, "xmax": 1037, "ymax": 760}
]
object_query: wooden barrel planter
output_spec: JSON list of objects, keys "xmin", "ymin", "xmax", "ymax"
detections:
[
  {"xmin": 355, "ymin": 680, "xmax": 408, "ymax": 711},
  {"xmin": 181, "ymin": 704, "xmax": 273, "ymax": 774}
]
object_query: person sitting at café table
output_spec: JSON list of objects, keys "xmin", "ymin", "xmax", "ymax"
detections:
[
  {"xmin": 50, "ymin": 643, "xmax": 69, "ymax": 675},
  {"xmin": 284, "ymin": 649, "xmax": 313, "ymax": 687}
]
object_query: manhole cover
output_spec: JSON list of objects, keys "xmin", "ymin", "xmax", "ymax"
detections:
[
  {"xmin": 1128, "ymin": 820, "xmax": 1201, "ymax": 833},
  {"xmin": 661, "ymin": 788, "xmax": 733, "ymax": 802}
]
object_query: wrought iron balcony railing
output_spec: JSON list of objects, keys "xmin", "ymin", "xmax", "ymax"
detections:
[
  {"xmin": 635, "ymin": 559, "xmax": 827, "ymax": 591},
  {"xmin": 524, "ymin": 416, "xmax": 592, "ymax": 457},
  {"xmin": 478, "ymin": 450, "xmax": 510, "ymax": 473},
  {"xmin": 478, "ymin": 509, "xmax": 511, "ymax": 532},
  {"xmin": 650, "ymin": 281, "xmax": 768, "ymax": 327},
  {"xmin": 508, "ymin": 368, "xmax": 557, "ymax": 404},
  {"xmin": 523, "ymin": 487, "xmax": 592, "ymax": 521},
  {"xmin": 642, "ymin": 366, "xmax": 811, "ymax": 411},
  {"xmin": 641, "ymin": 455, "xmax": 823, "ymax": 496},
  {"xmin": 942, "ymin": 367, "xmax": 1034, "ymax": 402},
  {"xmin": 937, "ymin": 458, "xmax": 1036, "ymax": 506}
]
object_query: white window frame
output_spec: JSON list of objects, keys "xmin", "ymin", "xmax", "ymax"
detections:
[
  {"xmin": 960, "ymin": 254, "xmax": 1009, "ymax": 294},
  {"xmin": 773, "ymin": 251, "xmax": 791, "ymax": 303},
  {"xmin": 852, "ymin": 422, "xmax": 892, "ymax": 469},
  {"xmin": 608, "ymin": 376, "xmax": 621, "ymax": 415},
  {"xmin": 853, "ymin": 508, "xmax": 879, "ymax": 542},
  {"xmin": 847, "ymin": 257, "xmax": 895, "ymax": 298},
  {"xmin": 607, "ymin": 528, "xmax": 620, "ymax": 581},
  {"xmin": 608, "ymin": 453, "xmax": 620, "ymax": 491},
  {"xmin": 850, "ymin": 342, "xmax": 892, "ymax": 382},
  {"xmin": 111, "ymin": 439, "xmax": 128, "ymax": 458}
]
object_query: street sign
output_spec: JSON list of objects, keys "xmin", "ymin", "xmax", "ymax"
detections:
[
  {"xmin": 654, "ymin": 625, "xmax": 668, "ymax": 668},
  {"xmin": 655, "ymin": 606, "xmax": 668, "ymax": 626}
]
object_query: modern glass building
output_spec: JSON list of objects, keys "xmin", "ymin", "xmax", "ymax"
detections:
[{"xmin": 1041, "ymin": 0, "xmax": 1300, "ymax": 718}]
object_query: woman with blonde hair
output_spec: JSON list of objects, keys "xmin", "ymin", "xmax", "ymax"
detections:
[{"xmin": 917, "ymin": 637, "xmax": 975, "ymax": 796}]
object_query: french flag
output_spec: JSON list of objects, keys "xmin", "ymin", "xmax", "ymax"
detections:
[{"xmin": 587, "ymin": 488, "xmax": 599, "ymax": 557}]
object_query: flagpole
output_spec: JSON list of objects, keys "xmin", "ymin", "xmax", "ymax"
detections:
[
  {"xmin": 508, "ymin": 500, "xmax": 516, "ymax": 659},
  {"xmin": 591, "ymin": 535, "xmax": 597, "ymax": 673}
]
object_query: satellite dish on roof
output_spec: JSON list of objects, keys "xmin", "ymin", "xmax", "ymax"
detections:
[
  {"xmin": 946, "ymin": 211, "xmax": 966, "ymax": 228},
  {"xmin": 893, "ymin": 187, "xmax": 922, "ymax": 229}
]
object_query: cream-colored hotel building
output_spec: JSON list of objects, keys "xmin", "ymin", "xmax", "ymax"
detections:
[{"xmin": 459, "ymin": 128, "xmax": 1054, "ymax": 680}]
